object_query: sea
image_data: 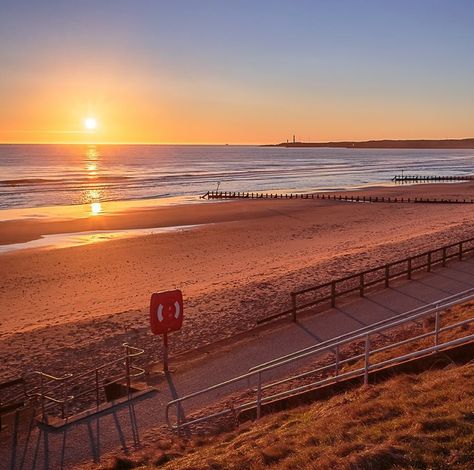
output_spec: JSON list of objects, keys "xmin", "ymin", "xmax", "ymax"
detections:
[{"xmin": 1, "ymin": 144, "xmax": 473, "ymax": 211}]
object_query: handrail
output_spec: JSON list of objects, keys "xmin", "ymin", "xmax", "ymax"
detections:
[
  {"xmin": 240, "ymin": 333, "xmax": 474, "ymax": 412},
  {"xmin": 258, "ymin": 316, "xmax": 473, "ymax": 394},
  {"xmin": 250, "ymin": 287, "xmax": 474, "ymax": 372},
  {"xmin": 165, "ymin": 291, "xmax": 474, "ymax": 431},
  {"xmin": 255, "ymin": 295, "xmax": 473, "ymax": 376},
  {"xmin": 31, "ymin": 371, "xmax": 73, "ymax": 382},
  {"xmin": 30, "ymin": 343, "xmax": 146, "ymax": 421}
]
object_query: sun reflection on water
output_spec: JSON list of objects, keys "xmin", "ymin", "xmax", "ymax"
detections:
[
  {"xmin": 82, "ymin": 145, "xmax": 104, "ymax": 215},
  {"xmin": 90, "ymin": 202, "xmax": 102, "ymax": 215}
]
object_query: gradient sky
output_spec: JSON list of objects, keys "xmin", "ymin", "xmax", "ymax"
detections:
[{"xmin": 1, "ymin": 0, "xmax": 473, "ymax": 144}]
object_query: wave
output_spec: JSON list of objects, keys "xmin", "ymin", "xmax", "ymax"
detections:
[{"xmin": 0, "ymin": 176, "xmax": 132, "ymax": 186}]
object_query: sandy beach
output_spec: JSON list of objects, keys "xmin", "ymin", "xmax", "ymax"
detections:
[{"xmin": 1, "ymin": 182, "xmax": 474, "ymax": 381}]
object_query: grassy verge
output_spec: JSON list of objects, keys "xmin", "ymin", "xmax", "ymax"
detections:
[
  {"xmin": 89, "ymin": 303, "xmax": 473, "ymax": 470},
  {"xmin": 102, "ymin": 361, "xmax": 473, "ymax": 470}
]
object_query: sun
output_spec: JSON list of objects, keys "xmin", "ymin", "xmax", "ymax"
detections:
[{"xmin": 84, "ymin": 117, "xmax": 97, "ymax": 130}]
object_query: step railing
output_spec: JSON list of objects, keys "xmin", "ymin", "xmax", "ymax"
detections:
[
  {"xmin": 29, "ymin": 343, "xmax": 145, "ymax": 422},
  {"xmin": 165, "ymin": 291, "xmax": 474, "ymax": 432}
]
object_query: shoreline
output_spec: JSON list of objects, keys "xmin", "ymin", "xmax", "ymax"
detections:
[
  {"xmin": 2, "ymin": 180, "xmax": 474, "ymax": 381},
  {"xmin": 1, "ymin": 180, "xmax": 474, "ymax": 250}
]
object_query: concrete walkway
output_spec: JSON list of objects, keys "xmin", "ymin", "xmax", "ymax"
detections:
[{"xmin": 2, "ymin": 257, "xmax": 474, "ymax": 469}]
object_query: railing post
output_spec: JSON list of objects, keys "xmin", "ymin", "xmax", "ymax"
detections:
[
  {"xmin": 331, "ymin": 281, "xmax": 336, "ymax": 308},
  {"xmin": 364, "ymin": 335, "xmax": 370, "ymax": 385},
  {"xmin": 125, "ymin": 344, "xmax": 131, "ymax": 399},
  {"xmin": 62, "ymin": 382, "xmax": 68, "ymax": 419},
  {"xmin": 95, "ymin": 369, "xmax": 100, "ymax": 408},
  {"xmin": 291, "ymin": 293, "xmax": 297, "ymax": 322},
  {"xmin": 385, "ymin": 265, "xmax": 389, "ymax": 288},
  {"xmin": 39, "ymin": 373, "xmax": 45, "ymax": 421},
  {"xmin": 359, "ymin": 273, "xmax": 364, "ymax": 297},
  {"xmin": 335, "ymin": 345, "xmax": 339, "ymax": 379},
  {"xmin": 256, "ymin": 372, "xmax": 262, "ymax": 420},
  {"xmin": 459, "ymin": 242, "xmax": 463, "ymax": 260},
  {"xmin": 407, "ymin": 258, "xmax": 412, "ymax": 280},
  {"xmin": 176, "ymin": 405, "xmax": 181, "ymax": 435},
  {"xmin": 434, "ymin": 304, "xmax": 440, "ymax": 346}
]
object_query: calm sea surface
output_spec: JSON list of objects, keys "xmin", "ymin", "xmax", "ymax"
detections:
[{"xmin": 0, "ymin": 144, "xmax": 473, "ymax": 210}]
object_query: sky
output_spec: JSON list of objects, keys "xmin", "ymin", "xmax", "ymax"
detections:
[{"xmin": 1, "ymin": 0, "xmax": 473, "ymax": 144}]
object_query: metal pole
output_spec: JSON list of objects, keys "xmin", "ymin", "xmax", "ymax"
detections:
[
  {"xmin": 364, "ymin": 335, "xmax": 370, "ymax": 385},
  {"xmin": 62, "ymin": 382, "xmax": 67, "ymax": 419},
  {"xmin": 177, "ymin": 405, "xmax": 181, "ymax": 436},
  {"xmin": 256, "ymin": 372, "xmax": 262, "ymax": 420},
  {"xmin": 163, "ymin": 332, "xmax": 169, "ymax": 373},
  {"xmin": 95, "ymin": 369, "xmax": 100, "ymax": 408},
  {"xmin": 291, "ymin": 293, "xmax": 297, "ymax": 322},
  {"xmin": 434, "ymin": 305, "xmax": 440, "ymax": 346},
  {"xmin": 40, "ymin": 373, "xmax": 45, "ymax": 421},
  {"xmin": 125, "ymin": 344, "xmax": 131, "ymax": 399}
]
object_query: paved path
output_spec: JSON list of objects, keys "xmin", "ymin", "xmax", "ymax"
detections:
[{"xmin": 2, "ymin": 258, "xmax": 474, "ymax": 469}]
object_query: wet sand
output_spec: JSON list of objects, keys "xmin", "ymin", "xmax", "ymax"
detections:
[{"xmin": 1, "ymin": 182, "xmax": 474, "ymax": 380}]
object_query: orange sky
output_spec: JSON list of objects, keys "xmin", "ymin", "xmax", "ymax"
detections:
[
  {"xmin": 1, "ymin": 2, "xmax": 473, "ymax": 144},
  {"xmin": 2, "ymin": 69, "xmax": 473, "ymax": 145}
]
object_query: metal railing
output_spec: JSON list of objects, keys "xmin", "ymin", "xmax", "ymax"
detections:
[
  {"xmin": 260, "ymin": 236, "xmax": 474, "ymax": 324},
  {"xmin": 251, "ymin": 288, "xmax": 474, "ymax": 373},
  {"xmin": 28, "ymin": 343, "xmax": 145, "ymax": 422},
  {"xmin": 166, "ymin": 291, "xmax": 474, "ymax": 432}
]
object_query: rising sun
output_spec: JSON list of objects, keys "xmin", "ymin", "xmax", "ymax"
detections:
[{"xmin": 84, "ymin": 117, "xmax": 97, "ymax": 130}]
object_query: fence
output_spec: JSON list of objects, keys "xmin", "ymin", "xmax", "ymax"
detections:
[
  {"xmin": 393, "ymin": 174, "xmax": 473, "ymax": 182},
  {"xmin": 259, "ymin": 236, "xmax": 474, "ymax": 324},
  {"xmin": 6, "ymin": 343, "xmax": 146, "ymax": 424},
  {"xmin": 165, "ymin": 290, "xmax": 474, "ymax": 432},
  {"xmin": 202, "ymin": 190, "xmax": 474, "ymax": 204}
]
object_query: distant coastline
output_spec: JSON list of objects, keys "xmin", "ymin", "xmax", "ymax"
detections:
[{"xmin": 264, "ymin": 138, "xmax": 474, "ymax": 149}]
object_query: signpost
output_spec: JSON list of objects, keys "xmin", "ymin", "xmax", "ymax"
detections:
[{"xmin": 149, "ymin": 289, "xmax": 184, "ymax": 372}]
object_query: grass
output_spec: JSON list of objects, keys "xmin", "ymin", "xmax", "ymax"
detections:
[
  {"xmin": 100, "ymin": 362, "xmax": 473, "ymax": 470},
  {"xmin": 91, "ymin": 303, "xmax": 473, "ymax": 470}
]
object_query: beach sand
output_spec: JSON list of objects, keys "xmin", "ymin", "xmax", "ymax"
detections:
[{"xmin": 1, "ymin": 182, "xmax": 474, "ymax": 380}]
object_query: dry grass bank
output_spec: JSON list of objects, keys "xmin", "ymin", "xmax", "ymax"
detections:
[{"xmin": 97, "ymin": 362, "xmax": 473, "ymax": 470}]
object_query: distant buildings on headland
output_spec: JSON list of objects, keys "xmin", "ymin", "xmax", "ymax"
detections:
[{"xmin": 265, "ymin": 137, "xmax": 474, "ymax": 149}]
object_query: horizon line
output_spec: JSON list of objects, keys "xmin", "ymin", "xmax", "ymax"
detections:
[{"xmin": 1, "ymin": 136, "xmax": 474, "ymax": 146}]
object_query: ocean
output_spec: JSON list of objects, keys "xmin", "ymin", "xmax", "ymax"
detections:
[{"xmin": 1, "ymin": 144, "xmax": 473, "ymax": 210}]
